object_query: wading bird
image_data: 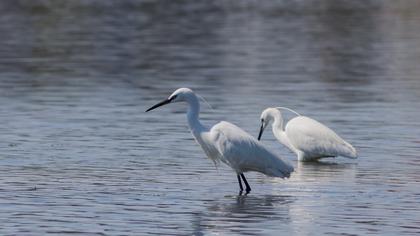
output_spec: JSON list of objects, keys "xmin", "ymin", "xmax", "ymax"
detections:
[
  {"xmin": 146, "ymin": 88, "xmax": 293, "ymax": 194},
  {"xmin": 258, "ymin": 107, "xmax": 357, "ymax": 162}
]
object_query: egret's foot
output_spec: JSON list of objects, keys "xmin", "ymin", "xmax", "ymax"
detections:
[{"xmin": 245, "ymin": 188, "xmax": 251, "ymax": 194}]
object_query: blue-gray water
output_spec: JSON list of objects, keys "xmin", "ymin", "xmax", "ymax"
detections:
[{"xmin": 1, "ymin": 1, "xmax": 420, "ymax": 235}]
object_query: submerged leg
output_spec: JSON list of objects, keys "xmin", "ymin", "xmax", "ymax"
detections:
[
  {"xmin": 237, "ymin": 174, "xmax": 244, "ymax": 193},
  {"xmin": 240, "ymin": 173, "xmax": 251, "ymax": 193}
]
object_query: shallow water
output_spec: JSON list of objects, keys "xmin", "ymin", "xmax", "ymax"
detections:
[{"xmin": 1, "ymin": 1, "xmax": 420, "ymax": 235}]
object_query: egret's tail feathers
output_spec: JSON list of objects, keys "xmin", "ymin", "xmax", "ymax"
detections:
[
  {"xmin": 267, "ymin": 167, "xmax": 293, "ymax": 178},
  {"xmin": 341, "ymin": 142, "xmax": 358, "ymax": 159},
  {"xmin": 266, "ymin": 161, "xmax": 294, "ymax": 178}
]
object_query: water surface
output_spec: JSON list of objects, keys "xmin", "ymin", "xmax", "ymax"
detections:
[{"xmin": 0, "ymin": 1, "xmax": 420, "ymax": 235}]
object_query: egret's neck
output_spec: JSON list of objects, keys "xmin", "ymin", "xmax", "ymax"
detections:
[
  {"xmin": 271, "ymin": 113, "xmax": 285, "ymax": 144},
  {"xmin": 272, "ymin": 114, "xmax": 284, "ymax": 132},
  {"xmin": 186, "ymin": 95, "xmax": 205, "ymax": 133},
  {"xmin": 272, "ymin": 114, "xmax": 298, "ymax": 154}
]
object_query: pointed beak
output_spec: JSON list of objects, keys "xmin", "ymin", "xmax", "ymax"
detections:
[
  {"xmin": 258, "ymin": 122, "xmax": 265, "ymax": 140},
  {"xmin": 145, "ymin": 98, "xmax": 171, "ymax": 112}
]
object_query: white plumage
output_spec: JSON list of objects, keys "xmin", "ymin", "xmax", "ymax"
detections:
[
  {"xmin": 209, "ymin": 121, "xmax": 294, "ymax": 178},
  {"xmin": 146, "ymin": 88, "xmax": 294, "ymax": 193},
  {"xmin": 258, "ymin": 107, "xmax": 357, "ymax": 162}
]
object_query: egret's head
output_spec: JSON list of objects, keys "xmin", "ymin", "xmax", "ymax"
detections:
[
  {"xmin": 258, "ymin": 108, "xmax": 280, "ymax": 140},
  {"xmin": 145, "ymin": 88, "xmax": 195, "ymax": 112},
  {"xmin": 168, "ymin": 88, "xmax": 194, "ymax": 103}
]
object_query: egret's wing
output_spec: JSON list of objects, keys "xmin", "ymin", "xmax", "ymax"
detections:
[
  {"xmin": 286, "ymin": 116, "xmax": 357, "ymax": 158},
  {"xmin": 211, "ymin": 121, "xmax": 294, "ymax": 177}
]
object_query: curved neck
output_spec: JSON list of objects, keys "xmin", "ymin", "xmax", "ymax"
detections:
[
  {"xmin": 186, "ymin": 95, "xmax": 205, "ymax": 132},
  {"xmin": 271, "ymin": 112, "xmax": 285, "ymax": 145},
  {"xmin": 272, "ymin": 113, "xmax": 298, "ymax": 154},
  {"xmin": 272, "ymin": 113, "xmax": 284, "ymax": 132}
]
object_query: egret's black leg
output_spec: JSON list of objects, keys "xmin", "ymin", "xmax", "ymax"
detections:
[
  {"xmin": 237, "ymin": 174, "xmax": 244, "ymax": 193},
  {"xmin": 240, "ymin": 174, "xmax": 251, "ymax": 193}
]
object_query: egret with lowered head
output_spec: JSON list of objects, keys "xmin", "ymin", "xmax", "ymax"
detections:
[
  {"xmin": 258, "ymin": 107, "xmax": 357, "ymax": 162},
  {"xmin": 146, "ymin": 88, "xmax": 294, "ymax": 194}
]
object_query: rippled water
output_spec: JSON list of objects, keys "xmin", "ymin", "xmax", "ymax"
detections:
[{"xmin": 1, "ymin": 1, "xmax": 420, "ymax": 235}]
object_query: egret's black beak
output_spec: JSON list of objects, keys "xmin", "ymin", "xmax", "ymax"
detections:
[
  {"xmin": 258, "ymin": 121, "xmax": 265, "ymax": 140},
  {"xmin": 145, "ymin": 98, "xmax": 172, "ymax": 112}
]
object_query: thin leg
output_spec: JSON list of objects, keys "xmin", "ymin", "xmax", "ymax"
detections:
[
  {"xmin": 237, "ymin": 174, "xmax": 243, "ymax": 193},
  {"xmin": 240, "ymin": 173, "xmax": 251, "ymax": 193}
]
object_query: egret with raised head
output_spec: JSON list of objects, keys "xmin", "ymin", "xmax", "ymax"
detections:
[
  {"xmin": 258, "ymin": 107, "xmax": 357, "ymax": 162},
  {"xmin": 146, "ymin": 88, "xmax": 294, "ymax": 194}
]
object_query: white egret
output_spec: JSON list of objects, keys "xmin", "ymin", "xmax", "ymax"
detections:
[
  {"xmin": 146, "ymin": 88, "xmax": 294, "ymax": 194},
  {"xmin": 258, "ymin": 107, "xmax": 357, "ymax": 162}
]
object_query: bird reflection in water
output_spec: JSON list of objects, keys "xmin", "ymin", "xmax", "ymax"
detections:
[{"xmin": 191, "ymin": 194, "xmax": 294, "ymax": 235}]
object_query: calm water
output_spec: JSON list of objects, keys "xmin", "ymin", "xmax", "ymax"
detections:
[{"xmin": 1, "ymin": 1, "xmax": 420, "ymax": 235}]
